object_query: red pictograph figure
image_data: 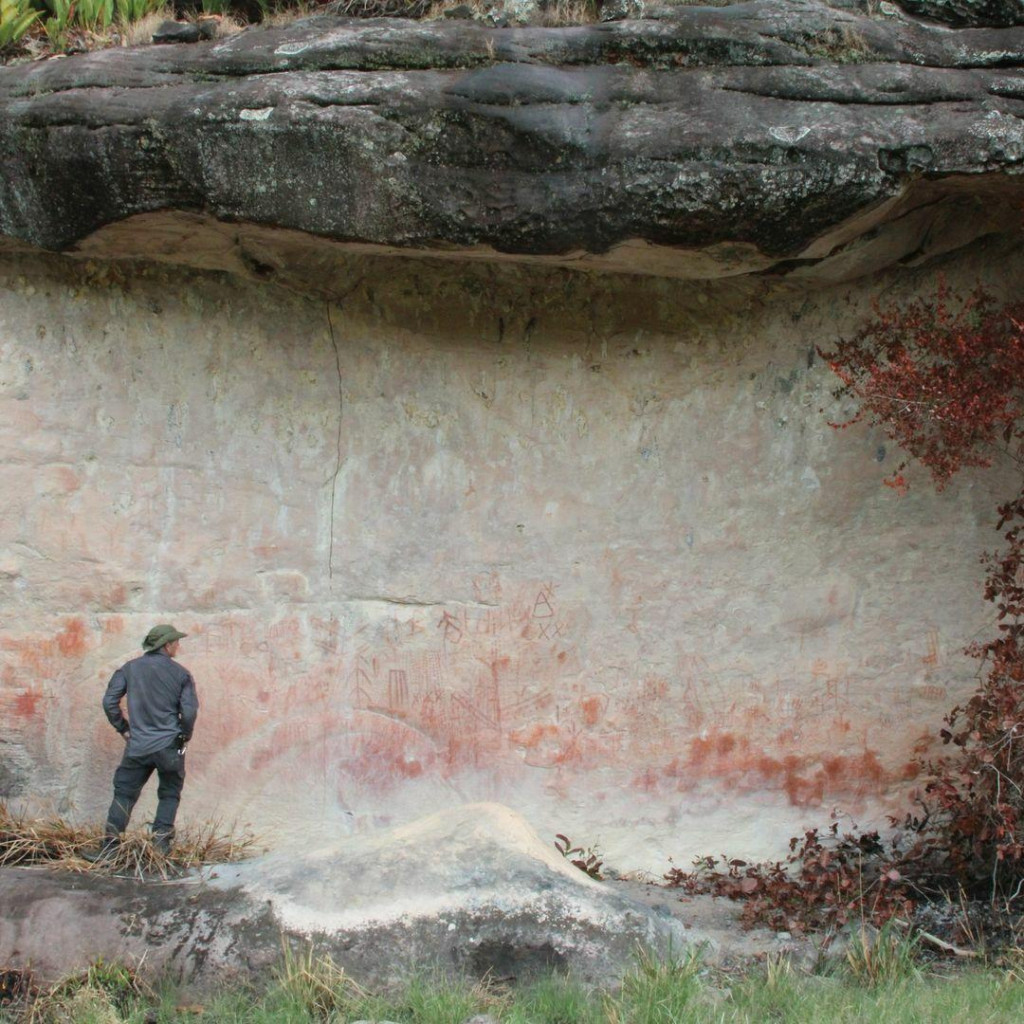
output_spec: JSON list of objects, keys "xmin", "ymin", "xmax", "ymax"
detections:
[
  {"xmin": 387, "ymin": 668, "xmax": 409, "ymax": 709},
  {"xmin": 437, "ymin": 610, "xmax": 463, "ymax": 644}
]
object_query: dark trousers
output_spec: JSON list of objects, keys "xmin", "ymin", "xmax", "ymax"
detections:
[{"xmin": 104, "ymin": 743, "xmax": 186, "ymax": 839}]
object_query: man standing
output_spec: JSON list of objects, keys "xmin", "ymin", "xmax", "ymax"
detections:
[{"xmin": 94, "ymin": 624, "xmax": 199, "ymax": 858}]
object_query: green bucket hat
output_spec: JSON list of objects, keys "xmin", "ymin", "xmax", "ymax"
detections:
[{"xmin": 142, "ymin": 624, "xmax": 188, "ymax": 651}]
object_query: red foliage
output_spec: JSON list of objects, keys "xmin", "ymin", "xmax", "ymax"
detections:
[
  {"xmin": 665, "ymin": 819, "xmax": 913, "ymax": 935},
  {"xmin": 820, "ymin": 282, "xmax": 1024, "ymax": 489},
  {"xmin": 902, "ymin": 494, "xmax": 1024, "ymax": 894},
  {"xmin": 823, "ymin": 282, "xmax": 1024, "ymax": 899},
  {"xmin": 665, "ymin": 284, "xmax": 1024, "ymax": 933}
]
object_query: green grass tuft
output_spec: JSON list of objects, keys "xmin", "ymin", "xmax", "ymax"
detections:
[{"xmin": 5, "ymin": 943, "xmax": 1024, "ymax": 1023}]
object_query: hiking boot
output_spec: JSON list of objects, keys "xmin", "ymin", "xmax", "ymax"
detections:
[
  {"xmin": 82, "ymin": 835, "xmax": 120, "ymax": 863},
  {"xmin": 152, "ymin": 830, "xmax": 174, "ymax": 857}
]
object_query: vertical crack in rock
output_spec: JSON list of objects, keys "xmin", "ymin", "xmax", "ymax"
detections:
[{"xmin": 326, "ymin": 300, "xmax": 343, "ymax": 583}]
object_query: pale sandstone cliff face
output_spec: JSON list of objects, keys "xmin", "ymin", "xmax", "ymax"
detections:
[
  {"xmin": 3, "ymin": 244, "xmax": 1020, "ymax": 869},
  {"xmin": 0, "ymin": 2, "xmax": 1022, "ymax": 869}
]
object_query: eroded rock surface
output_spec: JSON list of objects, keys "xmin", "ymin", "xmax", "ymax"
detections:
[
  {"xmin": 0, "ymin": 0, "xmax": 1022, "ymax": 283},
  {"xmin": 2, "ymin": 0, "xmax": 1024, "ymax": 888},
  {"xmin": 895, "ymin": 0, "xmax": 1024, "ymax": 28},
  {"xmin": 0, "ymin": 804, "xmax": 696, "ymax": 988}
]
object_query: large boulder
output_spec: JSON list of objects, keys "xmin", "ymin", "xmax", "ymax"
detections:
[
  {"xmin": 896, "ymin": 0, "xmax": 1024, "ymax": 27},
  {"xmin": 0, "ymin": 804, "xmax": 693, "ymax": 988},
  {"xmin": 0, "ymin": 0, "xmax": 1021, "ymax": 285}
]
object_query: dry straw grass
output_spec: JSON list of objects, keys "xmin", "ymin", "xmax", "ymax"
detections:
[
  {"xmin": 276, "ymin": 940, "xmax": 371, "ymax": 1019},
  {"xmin": 118, "ymin": 8, "xmax": 171, "ymax": 46},
  {"xmin": 119, "ymin": 10, "xmax": 246, "ymax": 47},
  {"xmin": 423, "ymin": 0, "xmax": 600, "ymax": 25},
  {"xmin": 262, "ymin": 1, "xmax": 317, "ymax": 27},
  {"xmin": 537, "ymin": 0, "xmax": 598, "ymax": 26},
  {"xmin": 0, "ymin": 802, "xmax": 258, "ymax": 880}
]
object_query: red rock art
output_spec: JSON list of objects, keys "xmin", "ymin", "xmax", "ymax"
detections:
[
  {"xmin": 11, "ymin": 688, "xmax": 43, "ymax": 718},
  {"xmin": 56, "ymin": 618, "xmax": 88, "ymax": 657},
  {"xmin": 0, "ymin": 582, "xmax": 946, "ymax": 835}
]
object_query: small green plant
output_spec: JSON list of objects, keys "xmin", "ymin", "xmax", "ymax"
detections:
[
  {"xmin": 42, "ymin": 0, "xmax": 74, "ymax": 50},
  {"xmin": 0, "ymin": 0, "xmax": 41, "ymax": 52},
  {"xmin": 58, "ymin": 0, "xmax": 114, "ymax": 32},
  {"xmin": 29, "ymin": 958, "xmax": 152, "ymax": 1023},
  {"xmin": 554, "ymin": 833, "xmax": 604, "ymax": 880},
  {"xmin": 506, "ymin": 974, "xmax": 601, "ymax": 1024},
  {"xmin": 392, "ymin": 974, "xmax": 502, "ymax": 1023},
  {"xmin": 41, "ymin": 0, "xmax": 114, "ymax": 50},
  {"xmin": 763, "ymin": 951, "xmax": 794, "ymax": 990},
  {"xmin": 113, "ymin": 0, "xmax": 162, "ymax": 24},
  {"xmin": 80, "ymin": 0, "xmax": 113, "ymax": 31},
  {"xmin": 609, "ymin": 945, "xmax": 704, "ymax": 1022}
]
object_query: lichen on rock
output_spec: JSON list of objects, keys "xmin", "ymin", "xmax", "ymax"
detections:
[{"xmin": 0, "ymin": 0, "xmax": 1020, "ymax": 284}]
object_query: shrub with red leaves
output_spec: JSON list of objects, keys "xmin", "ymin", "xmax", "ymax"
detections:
[
  {"xmin": 669, "ymin": 284, "xmax": 1024, "ymax": 936},
  {"xmin": 665, "ymin": 819, "xmax": 913, "ymax": 934},
  {"xmin": 901, "ymin": 493, "xmax": 1024, "ymax": 897},
  {"xmin": 821, "ymin": 281, "xmax": 1024, "ymax": 492},
  {"xmin": 822, "ymin": 282, "xmax": 1024, "ymax": 901}
]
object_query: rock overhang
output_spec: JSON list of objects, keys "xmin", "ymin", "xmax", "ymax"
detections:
[{"xmin": 0, "ymin": 1, "xmax": 1022, "ymax": 287}]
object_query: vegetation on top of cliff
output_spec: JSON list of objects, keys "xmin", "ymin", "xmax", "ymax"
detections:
[
  {"xmin": 0, "ymin": 0, "xmax": 624, "ymax": 61},
  {"xmin": 2, "ymin": 0, "xmax": 1018, "ymax": 76},
  {"xmin": 3, "ymin": 0, "xmax": 577, "ymax": 60},
  {"xmin": 2, "ymin": 0, "xmax": 993, "ymax": 65}
]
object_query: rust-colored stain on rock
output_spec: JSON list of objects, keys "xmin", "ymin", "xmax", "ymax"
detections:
[
  {"xmin": 56, "ymin": 619, "xmax": 88, "ymax": 658},
  {"xmin": 1, "ymin": 245, "xmax": 1018, "ymax": 867}
]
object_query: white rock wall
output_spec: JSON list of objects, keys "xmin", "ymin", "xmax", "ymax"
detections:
[{"xmin": 0, "ymin": 246, "xmax": 1018, "ymax": 871}]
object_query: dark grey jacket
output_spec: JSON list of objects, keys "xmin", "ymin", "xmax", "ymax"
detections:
[{"xmin": 102, "ymin": 649, "xmax": 199, "ymax": 757}]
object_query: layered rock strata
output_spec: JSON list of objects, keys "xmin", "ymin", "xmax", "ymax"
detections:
[
  {"xmin": 1, "ymin": 2, "xmax": 1023, "ymax": 871},
  {"xmin": 0, "ymin": 1, "xmax": 1021, "ymax": 284}
]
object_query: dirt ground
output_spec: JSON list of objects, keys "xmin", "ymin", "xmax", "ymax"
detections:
[{"xmin": 608, "ymin": 878, "xmax": 823, "ymax": 968}]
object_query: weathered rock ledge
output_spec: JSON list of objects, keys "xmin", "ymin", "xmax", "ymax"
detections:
[
  {"xmin": 0, "ymin": 0, "xmax": 1022, "ymax": 284},
  {"xmin": 0, "ymin": 805, "xmax": 714, "ymax": 989}
]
